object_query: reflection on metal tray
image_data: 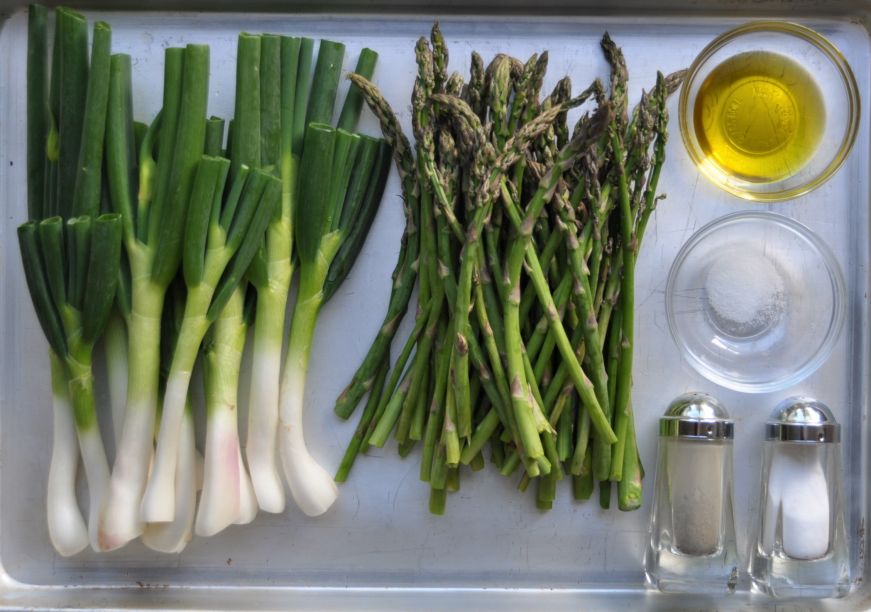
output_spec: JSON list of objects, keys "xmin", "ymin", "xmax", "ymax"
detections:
[{"xmin": 0, "ymin": 2, "xmax": 868, "ymax": 609}]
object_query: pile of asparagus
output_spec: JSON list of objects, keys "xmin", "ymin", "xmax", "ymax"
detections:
[
  {"xmin": 336, "ymin": 25, "xmax": 684, "ymax": 513},
  {"xmin": 22, "ymin": 6, "xmax": 390, "ymax": 555}
]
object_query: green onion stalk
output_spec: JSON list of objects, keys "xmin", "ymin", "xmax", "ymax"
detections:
[
  {"xmin": 141, "ymin": 282, "xmax": 197, "ymax": 552},
  {"xmin": 25, "ymin": 6, "xmax": 116, "ymax": 555},
  {"xmin": 27, "ymin": 4, "xmax": 90, "ymax": 558},
  {"xmin": 195, "ymin": 33, "xmax": 268, "ymax": 535},
  {"xmin": 139, "ymin": 157, "xmax": 280, "ymax": 523},
  {"xmin": 278, "ymin": 119, "xmax": 391, "ymax": 516},
  {"xmin": 187, "ymin": 109, "xmax": 261, "ymax": 534},
  {"xmin": 18, "ymin": 215, "xmax": 123, "ymax": 552},
  {"xmin": 140, "ymin": 394, "xmax": 197, "ymax": 552},
  {"xmin": 99, "ymin": 44, "xmax": 211, "ymax": 550},
  {"xmin": 195, "ymin": 286, "xmax": 258, "ymax": 536},
  {"xmin": 240, "ymin": 35, "xmax": 381, "ymax": 514}
]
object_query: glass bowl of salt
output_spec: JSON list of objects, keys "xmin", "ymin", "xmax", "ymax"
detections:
[{"xmin": 666, "ymin": 211, "xmax": 845, "ymax": 393}]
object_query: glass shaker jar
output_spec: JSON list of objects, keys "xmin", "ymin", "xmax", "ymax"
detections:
[
  {"xmin": 644, "ymin": 392, "xmax": 738, "ymax": 593},
  {"xmin": 749, "ymin": 397, "xmax": 850, "ymax": 598}
]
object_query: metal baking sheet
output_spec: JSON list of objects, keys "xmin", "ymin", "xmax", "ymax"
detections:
[{"xmin": 0, "ymin": 3, "xmax": 868, "ymax": 609}]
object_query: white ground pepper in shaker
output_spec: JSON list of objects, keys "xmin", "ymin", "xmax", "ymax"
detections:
[
  {"xmin": 750, "ymin": 397, "xmax": 850, "ymax": 598},
  {"xmin": 644, "ymin": 392, "xmax": 738, "ymax": 593}
]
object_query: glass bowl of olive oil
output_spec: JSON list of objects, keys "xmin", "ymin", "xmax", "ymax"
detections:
[{"xmin": 680, "ymin": 22, "xmax": 860, "ymax": 202}]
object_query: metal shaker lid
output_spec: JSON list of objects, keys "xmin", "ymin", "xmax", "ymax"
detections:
[
  {"xmin": 766, "ymin": 396, "xmax": 840, "ymax": 443},
  {"xmin": 659, "ymin": 392, "xmax": 734, "ymax": 440}
]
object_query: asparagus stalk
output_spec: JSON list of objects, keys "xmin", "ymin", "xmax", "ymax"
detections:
[{"xmin": 339, "ymin": 25, "xmax": 682, "ymax": 514}]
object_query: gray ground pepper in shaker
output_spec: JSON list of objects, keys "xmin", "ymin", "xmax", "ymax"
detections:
[
  {"xmin": 750, "ymin": 397, "xmax": 850, "ymax": 598},
  {"xmin": 644, "ymin": 392, "xmax": 738, "ymax": 593}
]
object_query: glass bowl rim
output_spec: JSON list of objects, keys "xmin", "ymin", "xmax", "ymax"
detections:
[
  {"xmin": 678, "ymin": 20, "xmax": 861, "ymax": 203},
  {"xmin": 665, "ymin": 209, "xmax": 847, "ymax": 393}
]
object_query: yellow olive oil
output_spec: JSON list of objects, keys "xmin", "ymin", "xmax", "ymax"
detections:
[{"xmin": 693, "ymin": 51, "xmax": 825, "ymax": 183}]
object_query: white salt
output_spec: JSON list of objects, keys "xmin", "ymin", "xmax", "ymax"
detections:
[
  {"xmin": 762, "ymin": 444, "xmax": 830, "ymax": 560},
  {"xmin": 668, "ymin": 438, "xmax": 726, "ymax": 556},
  {"xmin": 705, "ymin": 251, "xmax": 785, "ymax": 336}
]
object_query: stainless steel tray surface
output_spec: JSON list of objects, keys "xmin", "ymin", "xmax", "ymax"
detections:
[{"xmin": 0, "ymin": 6, "xmax": 868, "ymax": 610}]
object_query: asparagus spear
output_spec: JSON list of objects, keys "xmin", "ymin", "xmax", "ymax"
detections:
[{"xmin": 338, "ymin": 25, "xmax": 683, "ymax": 515}]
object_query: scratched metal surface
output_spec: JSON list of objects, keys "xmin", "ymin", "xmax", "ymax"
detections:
[{"xmin": 0, "ymin": 7, "xmax": 868, "ymax": 610}]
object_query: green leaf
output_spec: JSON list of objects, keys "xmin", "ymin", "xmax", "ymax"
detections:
[
  {"xmin": 260, "ymin": 34, "xmax": 281, "ymax": 169},
  {"xmin": 65, "ymin": 215, "xmax": 92, "ymax": 311},
  {"xmin": 327, "ymin": 129, "xmax": 362, "ymax": 233},
  {"xmin": 71, "ymin": 21, "xmax": 112, "ymax": 217},
  {"xmin": 305, "ymin": 39, "xmax": 345, "ymax": 128},
  {"xmin": 183, "ymin": 155, "xmax": 231, "ymax": 287},
  {"xmin": 295, "ymin": 122, "xmax": 336, "ymax": 264},
  {"xmin": 151, "ymin": 44, "xmax": 209, "ymax": 287},
  {"xmin": 323, "ymin": 138, "xmax": 391, "ymax": 303},
  {"xmin": 27, "ymin": 4, "xmax": 48, "ymax": 221},
  {"xmin": 292, "ymin": 38, "xmax": 314, "ymax": 157},
  {"xmin": 208, "ymin": 173, "xmax": 280, "ymax": 320},
  {"xmin": 204, "ymin": 116, "xmax": 225, "ymax": 157},
  {"xmin": 81, "ymin": 213, "xmax": 122, "ymax": 344},
  {"xmin": 231, "ymin": 33, "xmax": 261, "ymax": 176},
  {"xmin": 146, "ymin": 47, "xmax": 184, "ymax": 245},
  {"xmin": 218, "ymin": 163, "xmax": 251, "ymax": 234},
  {"xmin": 337, "ymin": 47, "xmax": 378, "ymax": 132},
  {"xmin": 55, "ymin": 7, "xmax": 88, "ymax": 219},
  {"xmin": 105, "ymin": 53, "xmax": 136, "ymax": 241},
  {"xmin": 35, "ymin": 216, "xmax": 67, "ymax": 312},
  {"xmin": 17, "ymin": 222, "xmax": 67, "ymax": 356}
]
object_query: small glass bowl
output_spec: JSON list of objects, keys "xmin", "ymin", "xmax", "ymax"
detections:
[
  {"xmin": 679, "ymin": 21, "xmax": 860, "ymax": 202},
  {"xmin": 666, "ymin": 211, "xmax": 845, "ymax": 393}
]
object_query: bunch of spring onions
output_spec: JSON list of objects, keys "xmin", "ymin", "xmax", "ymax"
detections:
[
  {"xmin": 336, "ymin": 25, "xmax": 685, "ymax": 513},
  {"xmin": 226, "ymin": 33, "xmax": 391, "ymax": 518},
  {"xmin": 23, "ymin": 6, "xmax": 391, "ymax": 556},
  {"xmin": 22, "ymin": 5, "xmax": 118, "ymax": 556}
]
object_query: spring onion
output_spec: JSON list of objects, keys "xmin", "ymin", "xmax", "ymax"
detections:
[
  {"xmin": 99, "ymin": 43, "xmax": 211, "ymax": 550},
  {"xmin": 18, "ymin": 214, "xmax": 122, "ymax": 550}
]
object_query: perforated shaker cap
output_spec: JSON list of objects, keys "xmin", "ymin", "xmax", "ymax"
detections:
[
  {"xmin": 659, "ymin": 392, "xmax": 734, "ymax": 440},
  {"xmin": 766, "ymin": 396, "xmax": 840, "ymax": 443}
]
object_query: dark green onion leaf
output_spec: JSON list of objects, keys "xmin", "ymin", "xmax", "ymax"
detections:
[
  {"xmin": 35, "ymin": 216, "xmax": 67, "ymax": 312},
  {"xmin": 323, "ymin": 138, "xmax": 391, "ymax": 303},
  {"xmin": 208, "ymin": 173, "xmax": 281, "ymax": 320},
  {"xmin": 295, "ymin": 123, "xmax": 336, "ymax": 264},
  {"xmin": 71, "ymin": 21, "xmax": 112, "ymax": 217},
  {"xmin": 183, "ymin": 155, "xmax": 231, "ymax": 287},
  {"xmin": 151, "ymin": 44, "xmax": 210, "ymax": 287},
  {"xmin": 337, "ymin": 48, "xmax": 378, "ymax": 132},
  {"xmin": 66, "ymin": 215, "xmax": 92, "ymax": 312},
  {"xmin": 27, "ymin": 4, "xmax": 48, "ymax": 221},
  {"xmin": 81, "ymin": 213, "xmax": 122, "ymax": 344},
  {"xmin": 17, "ymin": 222, "xmax": 67, "ymax": 356},
  {"xmin": 291, "ymin": 38, "xmax": 314, "ymax": 157}
]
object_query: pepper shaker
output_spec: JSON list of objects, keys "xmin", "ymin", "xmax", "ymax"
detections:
[
  {"xmin": 644, "ymin": 392, "xmax": 738, "ymax": 593},
  {"xmin": 749, "ymin": 397, "xmax": 850, "ymax": 598}
]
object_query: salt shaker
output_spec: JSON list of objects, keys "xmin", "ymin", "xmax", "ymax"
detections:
[
  {"xmin": 749, "ymin": 397, "xmax": 849, "ymax": 598},
  {"xmin": 644, "ymin": 392, "xmax": 738, "ymax": 593}
]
